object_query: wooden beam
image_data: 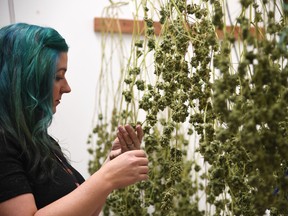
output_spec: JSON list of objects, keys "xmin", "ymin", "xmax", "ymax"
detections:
[
  {"xmin": 94, "ymin": 17, "xmax": 264, "ymax": 40},
  {"xmin": 94, "ymin": 17, "xmax": 162, "ymax": 35}
]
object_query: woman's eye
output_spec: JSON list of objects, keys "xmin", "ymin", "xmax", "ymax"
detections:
[{"xmin": 55, "ymin": 76, "xmax": 64, "ymax": 81}]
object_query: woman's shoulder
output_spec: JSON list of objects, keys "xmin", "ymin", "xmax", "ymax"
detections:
[{"xmin": 0, "ymin": 129, "xmax": 20, "ymax": 153}]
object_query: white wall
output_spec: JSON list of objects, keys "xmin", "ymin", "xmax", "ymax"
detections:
[{"xmin": 0, "ymin": 0, "xmax": 134, "ymax": 178}]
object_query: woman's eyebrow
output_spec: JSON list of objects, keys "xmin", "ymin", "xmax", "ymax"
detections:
[{"xmin": 57, "ymin": 67, "xmax": 67, "ymax": 73}]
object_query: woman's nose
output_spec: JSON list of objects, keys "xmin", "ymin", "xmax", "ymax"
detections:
[{"xmin": 61, "ymin": 80, "xmax": 71, "ymax": 93}]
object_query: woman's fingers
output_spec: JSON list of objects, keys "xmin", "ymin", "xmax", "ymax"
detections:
[
  {"xmin": 124, "ymin": 125, "xmax": 141, "ymax": 149},
  {"xmin": 134, "ymin": 149, "xmax": 147, "ymax": 157},
  {"xmin": 135, "ymin": 125, "xmax": 144, "ymax": 148},
  {"xmin": 104, "ymin": 150, "xmax": 149, "ymax": 189},
  {"xmin": 118, "ymin": 124, "xmax": 143, "ymax": 150},
  {"xmin": 117, "ymin": 130, "xmax": 130, "ymax": 152},
  {"xmin": 125, "ymin": 125, "xmax": 144, "ymax": 149},
  {"xmin": 139, "ymin": 166, "xmax": 149, "ymax": 175}
]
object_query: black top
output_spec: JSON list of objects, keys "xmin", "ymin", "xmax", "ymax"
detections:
[{"xmin": 0, "ymin": 135, "xmax": 85, "ymax": 209}]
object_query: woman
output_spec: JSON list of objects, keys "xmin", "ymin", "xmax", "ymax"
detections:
[{"xmin": 0, "ymin": 23, "xmax": 149, "ymax": 216}]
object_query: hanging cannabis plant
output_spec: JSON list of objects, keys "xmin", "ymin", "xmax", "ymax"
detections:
[
  {"xmin": 88, "ymin": 0, "xmax": 288, "ymax": 215},
  {"xmin": 205, "ymin": 0, "xmax": 288, "ymax": 215}
]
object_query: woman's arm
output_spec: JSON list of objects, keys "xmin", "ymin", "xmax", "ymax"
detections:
[
  {"xmin": 93, "ymin": 124, "xmax": 144, "ymax": 215},
  {"xmin": 0, "ymin": 150, "xmax": 149, "ymax": 216}
]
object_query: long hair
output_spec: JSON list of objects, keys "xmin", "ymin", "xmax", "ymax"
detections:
[{"xmin": 0, "ymin": 23, "xmax": 69, "ymax": 181}]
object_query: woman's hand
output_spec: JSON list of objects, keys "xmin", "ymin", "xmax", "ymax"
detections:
[
  {"xmin": 101, "ymin": 149, "xmax": 149, "ymax": 189},
  {"xmin": 109, "ymin": 124, "xmax": 144, "ymax": 160}
]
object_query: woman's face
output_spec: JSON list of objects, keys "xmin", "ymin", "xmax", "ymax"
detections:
[{"xmin": 52, "ymin": 52, "xmax": 71, "ymax": 113}]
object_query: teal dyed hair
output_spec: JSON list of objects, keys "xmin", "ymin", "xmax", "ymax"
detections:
[{"xmin": 0, "ymin": 23, "xmax": 68, "ymax": 181}]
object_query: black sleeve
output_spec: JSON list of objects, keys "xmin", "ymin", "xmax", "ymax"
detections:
[
  {"xmin": 0, "ymin": 136, "xmax": 86, "ymax": 209},
  {"xmin": 0, "ymin": 139, "xmax": 32, "ymax": 203}
]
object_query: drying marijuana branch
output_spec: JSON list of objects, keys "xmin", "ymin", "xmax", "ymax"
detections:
[{"xmin": 88, "ymin": 0, "xmax": 288, "ymax": 215}]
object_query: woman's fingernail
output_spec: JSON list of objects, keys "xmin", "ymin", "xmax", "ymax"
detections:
[{"xmin": 118, "ymin": 126, "xmax": 124, "ymax": 132}]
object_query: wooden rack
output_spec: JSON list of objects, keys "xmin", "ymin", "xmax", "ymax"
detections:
[{"xmin": 94, "ymin": 17, "xmax": 264, "ymax": 40}]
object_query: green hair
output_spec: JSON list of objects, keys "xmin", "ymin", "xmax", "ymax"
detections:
[{"xmin": 0, "ymin": 23, "xmax": 69, "ymax": 181}]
